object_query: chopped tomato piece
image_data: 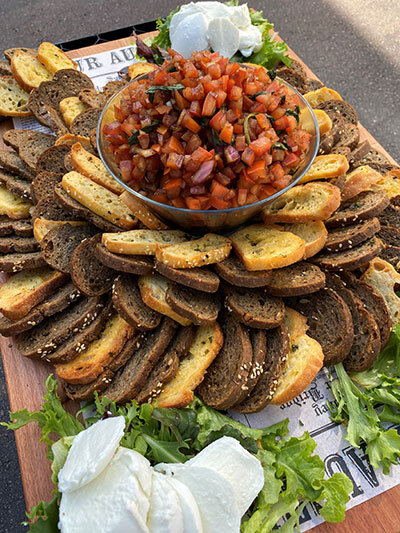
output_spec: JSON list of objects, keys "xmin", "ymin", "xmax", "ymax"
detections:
[
  {"xmin": 247, "ymin": 160, "xmax": 267, "ymax": 179},
  {"xmin": 202, "ymin": 93, "xmax": 217, "ymax": 116},
  {"xmin": 249, "ymin": 137, "xmax": 272, "ymax": 156},
  {"xmin": 237, "ymin": 188, "xmax": 248, "ymax": 206},
  {"xmin": 209, "ymin": 110, "xmax": 226, "ymax": 132},
  {"xmin": 185, "ymin": 197, "xmax": 202, "ymax": 210},
  {"xmin": 241, "ymin": 147, "xmax": 255, "ymax": 166},
  {"xmin": 181, "ymin": 112, "xmax": 201, "ymax": 133},
  {"xmin": 219, "ymin": 124, "xmax": 234, "ymax": 144}
]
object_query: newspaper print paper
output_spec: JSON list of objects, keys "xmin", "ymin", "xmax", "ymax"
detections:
[{"xmin": 12, "ymin": 42, "xmax": 400, "ymax": 531}]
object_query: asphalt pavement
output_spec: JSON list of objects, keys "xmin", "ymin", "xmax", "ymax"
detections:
[{"xmin": 0, "ymin": 0, "xmax": 399, "ymax": 531}]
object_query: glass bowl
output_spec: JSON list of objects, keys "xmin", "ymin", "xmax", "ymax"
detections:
[{"xmin": 97, "ymin": 76, "xmax": 319, "ymax": 233}]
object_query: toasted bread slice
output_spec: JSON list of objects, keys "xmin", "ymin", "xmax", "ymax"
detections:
[
  {"xmin": 120, "ymin": 191, "xmax": 168, "ymax": 229},
  {"xmin": 311, "ymin": 236, "xmax": 383, "ymax": 271},
  {"xmin": 230, "ymin": 224, "xmax": 305, "ymax": 271},
  {"xmin": 303, "ymin": 87, "xmax": 342, "ymax": 108},
  {"xmin": 361, "ymin": 257, "xmax": 400, "ymax": 327},
  {"xmin": 70, "ymin": 107, "xmax": 102, "ymax": 137},
  {"xmin": 55, "ymin": 134, "xmax": 94, "ymax": 154},
  {"xmin": 55, "ymin": 313, "xmax": 135, "ymax": 384},
  {"xmin": 0, "ymin": 76, "xmax": 31, "ymax": 117},
  {"xmin": 372, "ymin": 169, "xmax": 400, "ymax": 201},
  {"xmin": 324, "ymin": 217, "xmax": 381, "ymax": 252},
  {"xmin": 33, "ymin": 219, "xmax": 86, "ymax": 242},
  {"xmin": 166, "ymin": 282, "xmax": 220, "ymax": 326},
  {"xmin": 155, "ymin": 233, "xmax": 231, "ymax": 269},
  {"xmin": 11, "ymin": 50, "xmax": 52, "ymax": 92},
  {"xmin": 59, "ymin": 97, "xmax": 89, "ymax": 126},
  {"xmin": 214, "ymin": 254, "xmax": 272, "ymax": 288},
  {"xmin": 62, "ymin": 171, "xmax": 137, "ymax": 230},
  {"xmin": 156, "ymin": 322, "xmax": 223, "ymax": 408},
  {"xmin": 37, "ymin": 42, "xmax": 78, "ymax": 74},
  {"xmin": 138, "ymin": 274, "xmax": 192, "ymax": 326},
  {"xmin": 69, "ymin": 143, "xmax": 124, "ymax": 194},
  {"xmin": 282, "ymin": 221, "xmax": 327, "ymax": 258},
  {"xmin": 0, "ymin": 251, "xmax": 46, "ymax": 273},
  {"xmin": 264, "ymin": 262, "xmax": 326, "ymax": 297},
  {"xmin": 4, "ymin": 47, "xmax": 38, "ymax": 62},
  {"xmin": 270, "ymin": 308, "xmax": 324, "ymax": 404},
  {"xmin": 341, "ymin": 165, "xmax": 383, "ymax": 202},
  {"xmin": 0, "ymin": 185, "xmax": 32, "ymax": 220},
  {"xmin": 95, "ymin": 243, "xmax": 154, "ymax": 275},
  {"xmin": 102, "ymin": 229, "xmax": 188, "ymax": 255},
  {"xmin": 128, "ymin": 62, "xmax": 157, "ymax": 79},
  {"xmin": 155, "ymin": 259, "xmax": 219, "ymax": 293},
  {"xmin": 0, "ymin": 267, "xmax": 67, "ymax": 320},
  {"xmin": 300, "ymin": 108, "xmax": 332, "ymax": 136},
  {"xmin": 300, "ymin": 154, "xmax": 349, "ymax": 184},
  {"xmin": 327, "ymin": 190, "xmax": 389, "ymax": 228}
]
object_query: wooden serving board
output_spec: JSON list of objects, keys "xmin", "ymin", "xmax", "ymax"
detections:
[{"xmin": 1, "ymin": 33, "xmax": 399, "ymax": 533}]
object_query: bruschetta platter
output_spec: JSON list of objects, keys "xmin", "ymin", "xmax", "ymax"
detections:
[{"xmin": 1, "ymin": 2, "xmax": 400, "ymax": 532}]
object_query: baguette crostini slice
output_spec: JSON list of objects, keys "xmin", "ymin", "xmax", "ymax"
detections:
[
  {"xmin": 11, "ymin": 50, "xmax": 52, "ymax": 92},
  {"xmin": 120, "ymin": 191, "xmax": 169, "ymax": 230},
  {"xmin": 102, "ymin": 229, "xmax": 188, "ymax": 255},
  {"xmin": 299, "ymin": 154, "xmax": 349, "ymax": 184},
  {"xmin": 37, "ymin": 42, "xmax": 78, "ymax": 74},
  {"xmin": 281, "ymin": 221, "xmax": 327, "ymax": 259},
  {"xmin": 0, "ymin": 76, "xmax": 31, "ymax": 117}
]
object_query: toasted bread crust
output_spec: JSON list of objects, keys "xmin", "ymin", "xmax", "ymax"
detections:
[
  {"xmin": 102, "ymin": 229, "xmax": 188, "ymax": 255},
  {"xmin": 341, "ymin": 165, "xmax": 383, "ymax": 202},
  {"xmin": 120, "ymin": 191, "xmax": 168, "ymax": 229},
  {"xmin": 282, "ymin": 221, "xmax": 327, "ymax": 259}
]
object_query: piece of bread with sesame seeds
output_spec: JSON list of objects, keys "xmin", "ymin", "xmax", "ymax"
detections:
[
  {"xmin": 311, "ymin": 236, "xmax": 383, "ymax": 271},
  {"xmin": 33, "ymin": 219, "xmax": 87, "ymax": 242},
  {"xmin": 102, "ymin": 229, "xmax": 188, "ymax": 255},
  {"xmin": 341, "ymin": 165, "xmax": 383, "ymax": 202},
  {"xmin": 324, "ymin": 217, "xmax": 381, "ymax": 252},
  {"xmin": 264, "ymin": 262, "xmax": 326, "ymax": 297},
  {"xmin": 156, "ymin": 322, "xmax": 223, "ymax": 408},
  {"xmin": 213, "ymin": 254, "xmax": 272, "ymax": 288},
  {"xmin": 62, "ymin": 369, "xmax": 115, "ymax": 401},
  {"xmin": 326, "ymin": 190, "xmax": 390, "ymax": 228},
  {"xmin": 120, "ymin": 191, "xmax": 168, "ymax": 229},
  {"xmin": 155, "ymin": 259, "xmax": 220, "ymax": 293},
  {"xmin": 155, "ymin": 233, "xmax": 232, "ymax": 269},
  {"xmin": 0, "ymin": 251, "xmax": 46, "ymax": 272}
]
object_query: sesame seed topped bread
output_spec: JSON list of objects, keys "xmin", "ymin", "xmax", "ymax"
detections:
[
  {"xmin": 0, "ymin": 185, "xmax": 32, "ymax": 220},
  {"xmin": 317, "ymin": 99, "xmax": 358, "ymax": 125},
  {"xmin": 230, "ymin": 224, "xmax": 305, "ymax": 271},
  {"xmin": 361, "ymin": 257, "xmax": 400, "ymax": 327},
  {"xmin": 349, "ymin": 140, "xmax": 372, "ymax": 167},
  {"xmin": 0, "ymin": 216, "xmax": 32, "ymax": 237},
  {"xmin": 62, "ymin": 172, "xmax": 137, "ymax": 230},
  {"xmin": 59, "ymin": 97, "xmax": 88, "ymax": 127},
  {"xmin": 70, "ymin": 234, "xmax": 116, "ymax": 296},
  {"xmin": 0, "ymin": 235, "xmax": 38, "ymax": 253},
  {"xmin": 120, "ymin": 192, "xmax": 169, "ymax": 230},
  {"xmin": 311, "ymin": 236, "xmax": 383, "ymax": 271},
  {"xmin": 70, "ymin": 108, "xmax": 102, "ymax": 137},
  {"xmin": 2, "ymin": 129, "xmax": 55, "ymax": 171},
  {"xmin": 341, "ymin": 165, "xmax": 383, "ymax": 202},
  {"xmin": 37, "ymin": 42, "xmax": 77, "ymax": 73},
  {"xmin": 331, "ymin": 147, "xmax": 351, "ymax": 160},
  {"xmin": 32, "ymin": 172, "xmax": 62, "ymax": 204},
  {"xmin": 55, "ymin": 312, "xmax": 135, "ymax": 384},
  {"xmin": 156, "ymin": 322, "xmax": 223, "ymax": 408},
  {"xmin": 233, "ymin": 323, "xmax": 289, "ymax": 413},
  {"xmin": 155, "ymin": 233, "xmax": 232, "ymax": 269},
  {"xmin": 102, "ymin": 229, "xmax": 188, "ymax": 256},
  {"xmin": 138, "ymin": 274, "xmax": 192, "ymax": 326},
  {"xmin": 166, "ymin": 282, "xmax": 221, "ymax": 326},
  {"xmin": 341, "ymin": 271, "xmax": 391, "ymax": 348},
  {"xmin": 100, "ymin": 317, "xmax": 177, "ymax": 403},
  {"xmin": 198, "ymin": 312, "xmax": 253, "ymax": 410},
  {"xmin": 36, "ymin": 144, "xmax": 70, "ymax": 174},
  {"xmin": 0, "ymin": 267, "xmax": 67, "ymax": 320},
  {"xmin": 223, "ymin": 284, "xmax": 284, "ymax": 329},
  {"xmin": 155, "ymin": 259, "xmax": 219, "ymax": 293},
  {"xmin": 95, "ymin": 243, "xmax": 154, "ymax": 275},
  {"xmin": 11, "ymin": 50, "xmax": 52, "ymax": 92},
  {"xmin": 112, "ymin": 274, "xmax": 161, "ymax": 330},
  {"xmin": 303, "ymin": 87, "xmax": 342, "ymax": 108},
  {"xmin": 69, "ymin": 143, "xmax": 125, "ymax": 195},
  {"xmin": 63, "ymin": 369, "xmax": 115, "ymax": 401},
  {"xmin": 0, "ymin": 77, "xmax": 31, "ymax": 117},
  {"xmin": 334, "ymin": 123, "xmax": 360, "ymax": 151},
  {"xmin": 270, "ymin": 308, "xmax": 324, "ymax": 405},
  {"xmin": 318, "ymin": 133, "xmax": 334, "ymax": 156},
  {"xmin": 0, "ymin": 170, "xmax": 32, "ymax": 201},
  {"xmin": 262, "ymin": 182, "xmax": 341, "ymax": 223},
  {"xmin": 241, "ymin": 329, "xmax": 267, "ymax": 397},
  {"xmin": 213, "ymin": 254, "xmax": 272, "ymax": 288},
  {"xmin": 326, "ymin": 190, "xmax": 390, "ymax": 228},
  {"xmin": 281, "ymin": 221, "xmax": 327, "ymax": 258},
  {"xmin": 107, "ymin": 331, "xmax": 145, "ymax": 372},
  {"xmin": 324, "ymin": 217, "xmax": 381, "ymax": 252},
  {"xmin": 0, "ymin": 251, "xmax": 46, "ymax": 272},
  {"xmin": 287, "ymin": 288, "xmax": 354, "ymax": 366},
  {"xmin": 0, "ymin": 151, "xmax": 36, "ymax": 181},
  {"xmin": 299, "ymin": 154, "xmax": 350, "ymax": 184},
  {"xmin": 264, "ymin": 262, "xmax": 326, "ymax": 297}
]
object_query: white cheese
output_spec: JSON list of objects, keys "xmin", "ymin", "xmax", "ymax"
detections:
[
  {"xmin": 58, "ymin": 416, "xmax": 125, "ymax": 493},
  {"xmin": 238, "ymin": 25, "xmax": 263, "ymax": 57},
  {"xmin": 167, "ymin": 476, "xmax": 203, "ymax": 533},
  {"xmin": 147, "ymin": 471, "xmax": 184, "ymax": 533},
  {"xmin": 187, "ymin": 436, "xmax": 264, "ymax": 516},
  {"xmin": 207, "ymin": 18, "xmax": 240, "ymax": 59},
  {"xmin": 59, "ymin": 447, "xmax": 151, "ymax": 533},
  {"xmin": 229, "ymin": 4, "xmax": 252, "ymax": 29},
  {"xmin": 170, "ymin": 12, "xmax": 209, "ymax": 58}
]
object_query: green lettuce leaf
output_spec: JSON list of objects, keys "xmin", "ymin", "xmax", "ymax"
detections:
[
  {"xmin": 318, "ymin": 473, "xmax": 353, "ymax": 523},
  {"xmin": 51, "ymin": 436, "xmax": 75, "ymax": 488},
  {"xmin": 24, "ymin": 496, "xmax": 60, "ymax": 532},
  {"xmin": 153, "ymin": 6, "xmax": 180, "ymax": 49}
]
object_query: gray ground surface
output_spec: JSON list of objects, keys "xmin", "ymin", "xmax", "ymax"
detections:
[{"xmin": 0, "ymin": 0, "xmax": 399, "ymax": 530}]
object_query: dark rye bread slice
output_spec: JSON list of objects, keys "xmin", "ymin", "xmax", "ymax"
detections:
[
  {"xmin": 378, "ymin": 204, "xmax": 400, "ymax": 230},
  {"xmin": 305, "ymin": 78, "xmax": 324, "ymax": 92},
  {"xmin": 198, "ymin": 312, "xmax": 253, "ymax": 410},
  {"xmin": 64, "ymin": 153, "xmax": 73, "ymax": 172},
  {"xmin": 34, "ymin": 105, "xmax": 68, "ymax": 136},
  {"xmin": 155, "ymin": 259, "xmax": 219, "ymax": 293},
  {"xmin": 31, "ymin": 194, "xmax": 81, "ymax": 222},
  {"xmin": 311, "ymin": 236, "xmax": 383, "ymax": 271},
  {"xmin": 276, "ymin": 68, "xmax": 307, "ymax": 93},
  {"xmin": 213, "ymin": 254, "xmax": 272, "ymax": 288},
  {"xmin": 0, "ymin": 169, "xmax": 32, "ymax": 200},
  {"xmin": 331, "ymin": 146, "xmax": 351, "ymax": 160},
  {"xmin": 318, "ymin": 133, "xmax": 334, "ymax": 155},
  {"xmin": 377, "ymin": 225, "xmax": 400, "ymax": 247},
  {"xmin": 71, "ymin": 234, "xmax": 116, "ymax": 296},
  {"xmin": 166, "ymin": 282, "xmax": 220, "ymax": 326},
  {"xmin": 90, "ymin": 128, "xmax": 98, "ymax": 155},
  {"xmin": 0, "ymin": 251, "xmax": 46, "ymax": 272},
  {"xmin": 54, "ymin": 183, "xmax": 122, "ymax": 232},
  {"xmin": 325, "ymin": 273, "xmax": 381, "ymax": 371},
  {"xmin": 45, "ymin": 300, "xmax": 113, "ymax": 364},
  {"xmin": 70, "ymin": 108, "xmax": 103, "ymax": 137},
  {"xmin": 286, "ymin": 288, "xmax": 354, "ymax": 365},
  {"xmin": 326, "ymin": 190, "xmax": 390, "ymax": 228},
  {"xmin": 223, "ymin": 285, "xmax": 284, "ymax": 329},
  {"xmin": 341, "ymin": 271, "xmax": 391, "ymax": 347},
  {"xmin": 100, "ymin": 317, "xmax": 177, "ymax": 403},
  {"xmin": 349, "ymin": 141, "xmax": 372, "ymax": 167},
  {"xmin": 40, "ymin": 223, "xmax": 98, "ymax": 273},
  {"xmin": 112, "ymin": 274, "xmax": 161, "ymax": 330},
  {"xmin": 232, "ymin": 323, "xmax": 290, "ymax": 413},
  {"xmin": 95, "ymin": 243, "xmax": 154, "ymax": 275},
  {"xmin": 379, "ymin": 246, "xmax": 400, "ymax": 271},
  {"xmin": 108, "ymin": 332, "xmax": 145, "ymax": 372},
  {"xmin": 2, "ymin": 129, "xmax": 55, "ymax": 171},
  {"xmin": 238, "ymin": 328, "xmax": 267, "ymax": 400},
  {"xmin": 79, "ymin": 88, "xmax": 105, "ymax": 109},
  {"xmin": 334, "ymin": 123, "xmax": 360, "ymax": 151},
  {"xmin": 264, "ymin": 262, "xmax": 326, "ymax": 297},
  {"xmin": 16, "ymin": 295, "xmax": 104, "ymax": 359},
  {"xmin": 324, "ymin": 217, "xmax": 381, "ymax": 252},
  {"xmin": 330, "ymin": 115, "xmax": 347, "ymax": 144},
  {"xmin": 0, "ymin": 150, "xmax": 36, "ymax": 181},
  {"xmin": 36, "ymin": 145, "xmax": 70, "ymax": 174},
  {"xmin": 0, "ymin": 217, "xmax": 32, "ymax": 237},
  {"xmin": 63, "ymin": 369, "xmax": 115, "ymax": 401},
  {"xmin": 0, "ymin": 59, "xmax": 12, "ymax": 76},
  {"xmin": 317, "ymin": 99, "xmax": 358, "ymax": 125},
  {"xmin": 0, "ymin": 236, "xmax": 39, "ymax": 253},
  {"xmin": 352, "ymin": 150, "xmax": 392, "ymax": 173},
  {"xmin": 136, "ymin": 325, "xmax": 196, "ymax": 403},
  {"xmin": 32, "ymin": 172, "xmax": 62, "ymax": 203}
]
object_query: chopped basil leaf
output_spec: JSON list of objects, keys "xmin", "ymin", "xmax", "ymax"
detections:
[
  {"xmin": 268, "ymin": 69, "xmax": 277, "ymax": 80},
  {"xmin": 146, "ymin": 83, "xmax": 185, "ymax": 103},
  {"xmin": 272, "ymin": 142, "xmax": 288, "ymax": 151},
  {"xmin": 285, "ymin": 105, "xmax": 300, "ymax": 124},
  {"xmin": 244, "ymin": 113, "xmax": 258, "ymax": 144}
]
